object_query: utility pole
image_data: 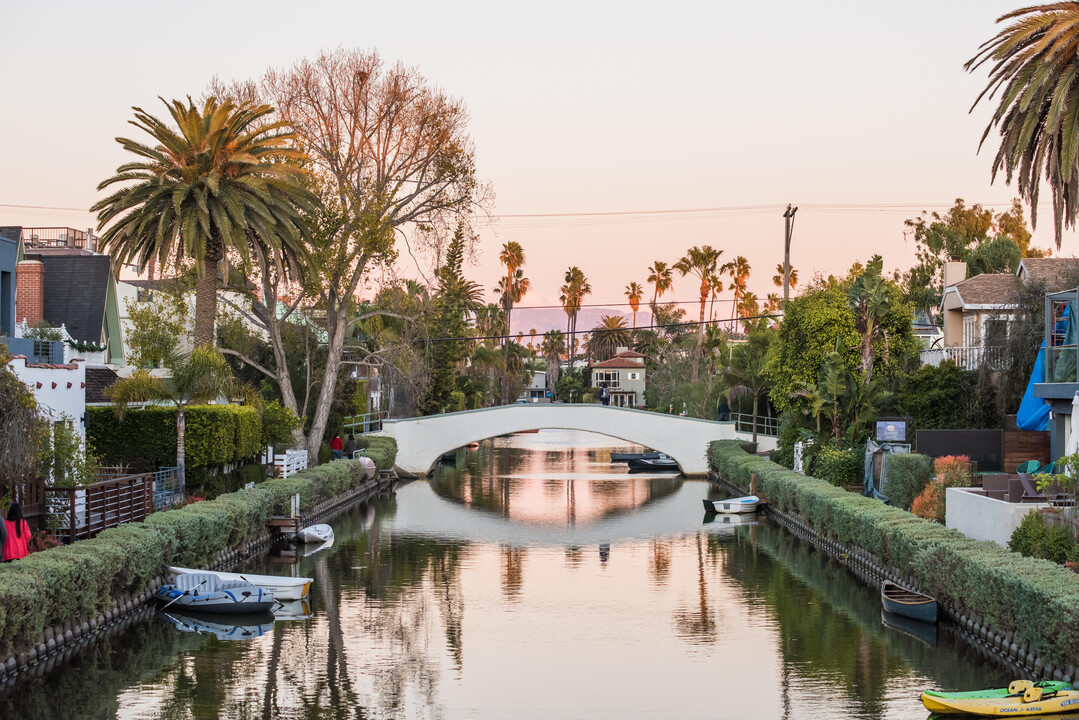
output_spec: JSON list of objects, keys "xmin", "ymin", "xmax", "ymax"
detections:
[{"xmin": 782, "ymin": 204, "xmax": 798, "ymax": 310}]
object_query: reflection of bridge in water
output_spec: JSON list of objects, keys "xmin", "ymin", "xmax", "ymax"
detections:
[
  {"xmin": 375, "ymin": 405, "xmax": 774, "ymax": 476},
  {"xmin": 387, "ymin": 478, "xmax": 751, "ymax": 547}
]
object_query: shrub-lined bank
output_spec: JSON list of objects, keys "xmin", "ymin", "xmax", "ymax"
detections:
[
  {"xmin": 709, "ymin": 440, "xmax": 1079, "ymax": 674},
  {"xmin": 0, "ymin": 437, "xmax": 396, "ymax": 660}
]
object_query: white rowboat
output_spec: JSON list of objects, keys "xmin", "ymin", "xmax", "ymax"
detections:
[
  {"xmin": 298, "ymin": 523, "xmax": 334, "ymax": 544},
  {"xmin": 702, "ymin": 495, "xmax": 759, "ymax": 514},
  {"xmin": 170, "ymin": 566, "xmax": 312, "ymax": 601},
  {"xmin": 155, "ymin": 573, "xmax": 275, "ymax": 614}
]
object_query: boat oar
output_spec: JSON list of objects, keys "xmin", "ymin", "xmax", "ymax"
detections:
[{"xmin": 161, "ymin": 579, "xmax": 208, "ymax": 610}]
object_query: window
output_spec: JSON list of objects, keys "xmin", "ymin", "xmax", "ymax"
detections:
[
  {"xmin": 595, "ymin": 370, "xmax": 620, "ymax": 387},
  {"xmin": 627, "ymin": 372, "xmax": 640, "ymax": 381}
]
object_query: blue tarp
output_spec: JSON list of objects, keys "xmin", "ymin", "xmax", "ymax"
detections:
[{"xmin": 1017, "ymin": 342, "xmax": 1050, "ymax": 431}]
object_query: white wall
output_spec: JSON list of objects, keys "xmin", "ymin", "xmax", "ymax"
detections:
[
  {"xmin": 8, "ymin": 355, "xmax": 87, "ymax": 435},
  {"xmin": 946, "ymin": 487, "xmax": 1046, "ymax": 547}
]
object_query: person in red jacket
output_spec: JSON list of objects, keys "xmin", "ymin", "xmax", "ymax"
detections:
[
  {"xmin": 3, "ymin": 502, "xmax": 31, "ymax": 561},
  {"xmin": 329, "ymin": 433, "xmax": 344, "ymax": 460}
]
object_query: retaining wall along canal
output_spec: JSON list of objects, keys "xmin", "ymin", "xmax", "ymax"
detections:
[
  {"xmin": 709, "ymin": 440, "xmax": 1079, "ymax": 682},
  {"xmin": 0, "ymin": 442, "xmax": 397, "ymax": 690}
]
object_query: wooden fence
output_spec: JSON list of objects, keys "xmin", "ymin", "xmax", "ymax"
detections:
[{"xmin": 45, "ymin": 473, "xmax": 154, "ymax": 543}]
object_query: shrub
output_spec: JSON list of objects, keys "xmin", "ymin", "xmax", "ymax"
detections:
[
  {"xmin": 707, "ymin": 439, "xmax": 1079, "ymax": 667},
  {"xmin": 448, "ymin": 391, "xmax": 466, "ymax": 412},
  {"xmin": 318, "ymin": 443, "xmax": 332, "ymax": 465},
  {"xmin": 1010, "ymin": 510, "xmax": 1079, "ymax": 565},
  {"xmin": 813, "ymin": 445, "xmax": 862, "ymax": 487},
  {"xmin": 87, "ymin": 405, "xmax": 262, "ymax": 470},
  {"xmin": 911, "ymin": 484, "xmax": 943, "ymax": 522},
  {"xmin": 261, "ymin": 400, "xmax": 299, "ymax": 449},
  {"xmin": 886, "ymin": 453, "xmax": 933, "ymax": 511},
  {"xmin": 934, "ymin": 455, "xmax": 971, "ymax": 487}
]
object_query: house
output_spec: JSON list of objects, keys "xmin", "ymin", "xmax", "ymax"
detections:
[
  {"xmin": 1035, "ymin": 285, "xmax": 1079, "ymax": 459},
  {"xmin": 928, "ymin": 257, "xmax": 1079, "ymax": 370},
  {"xmin": 590, "ymin": 347, "xmax": 646, "ymax": 408},
  {"xmin": 9, "ymin": 227, "xmax": 124, "ymax": 365}
]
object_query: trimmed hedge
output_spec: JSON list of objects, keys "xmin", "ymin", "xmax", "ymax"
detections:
[
  {"xmin": 0, "ymin": 437, "xmax": 396, "ymax": 657},
  {"xmin": 885, "ymin": 453, "xmax": 933, "ymax": 511},
  {"xmin": 708, "ymin": 440, "xmax": 1079, "ymax": 667},
  {"xmin": 87, "ymin": 405, "xmax": 262, "ymax": 470},
  {"xmin": 814, "ymin": 445, "xmax": 862, "ymax": 487}
]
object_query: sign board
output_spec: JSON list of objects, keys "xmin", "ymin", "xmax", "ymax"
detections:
[{"xmin": 875, "ymin": 417, "xmax": 910, "ymax": 443}]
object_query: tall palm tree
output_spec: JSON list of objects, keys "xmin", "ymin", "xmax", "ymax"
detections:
[
  {"xmin": 722, "ymin": 328, "xmax": 775, "ymax": 444},
  {"xmin": 541, "ymin": 330, "xmax": 566, "ymax": 396},
  {"xmin": 772, "ymin": 263, "xmax": 798, "ymax": 289},
  {"xmin": 560, "ymin": 266, "xmax": 591, "ymax": 365},
  {"xmin": 967, "ymin": 5, "xmax": 1079, "ymax": 247},
  {"xmin": 588, "ymin": 315, "xmax": 632, "ymax": 362},
  {"xmin": 625, "ymin": 281, "xmax": 643, "ymax": 328},
  {"xmin": 726, "ymin": 256, "xmax": 751, "ymax": 326},
  {"xmin": 646, "ymin": 261, "xmax": 673, "ymax": 311},
  {"xmin": 92, "ymin": 97, "xmax": 315, "ymax": 346},
  {"xmin": 497, "ymin": 243, "xmax": 531, "ymax": 404},
  {"xmin": 674, "ymin": 245, "xmax": 723, "ymax": 381},
  {"xmin": 104, "ymin": 346, "xmax": 247, "ymax": 487}
]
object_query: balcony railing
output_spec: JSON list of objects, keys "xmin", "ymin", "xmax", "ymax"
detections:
[
  {"xmin": 920, "ymin": 346, "xmax": 990, "ymax": 371},
  {"xmin": 22, "ymin": 227, "xmax": 93, "ymax": 251},
  {"xmin": 730, "ymin": 412, "xmax": 780, "ymax": 437},
  {"xmin": 3, "ymin": 336, "xmax": 65, "ymax": 364}
]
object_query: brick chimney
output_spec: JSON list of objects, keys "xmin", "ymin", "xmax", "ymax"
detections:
[{"xmin": 16, "ymin": 259, "xmax": 44, "ymax": 326}]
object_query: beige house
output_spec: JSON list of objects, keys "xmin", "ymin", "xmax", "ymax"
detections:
[
  {"xmin": 933, "ymin": 257, "xmax": 1079, "ymax": 370},
  {"xmin": 590, "ymin": 347, "xmax": 646, "ymax": 408}
]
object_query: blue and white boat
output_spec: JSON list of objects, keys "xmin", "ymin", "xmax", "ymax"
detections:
[{"xmin": 155, "ymin": 572, "xmax": 275, "ymax": 614}]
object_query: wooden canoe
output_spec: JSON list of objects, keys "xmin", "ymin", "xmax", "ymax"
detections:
[{"xmin": 881, "ymin": 581, "xmax": 937, "ymax": 623}]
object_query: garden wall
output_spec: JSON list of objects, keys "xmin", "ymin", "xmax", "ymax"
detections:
[
  {"xmin": 0, "ymin": 436, "xmax": 397, "ymax": 679},
  {"xmin": 709, "ymin": 440, "xmax": 1079, "ymax": 680}
]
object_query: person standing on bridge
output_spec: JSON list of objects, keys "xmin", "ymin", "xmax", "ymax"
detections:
[{"xmin": 600, "ymin": 382, "xmax": 611, "ymax": 406}]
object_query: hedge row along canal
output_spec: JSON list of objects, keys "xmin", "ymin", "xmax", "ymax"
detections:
[
  {"xmin": 0, "ymin": 437, "xmax": 397, "ymax": 682},
  {"xmin": 709, "ymin": 440, "xmax": 1079, "ymax": 679}
]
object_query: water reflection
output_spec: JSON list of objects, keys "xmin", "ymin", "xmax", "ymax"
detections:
[{"xmin": 4, "ymin": 430, "xmax": 1013, "ymax": 720}]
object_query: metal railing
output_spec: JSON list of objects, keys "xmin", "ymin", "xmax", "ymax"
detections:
[
  {"xmin": 46, "ymin": 473, "xmax": 154, "ymax": 543},
  {"xmin": 729, "ymin": 412, "xmax": 780, "ymax": 437},
  {"xmin": 152, "ymin": 466, "xmax": 183, "ymax": 510},
  {"xmin": 3, "ymin": 336, "xmax": 65, "ymax": 364},
  {"xmin": 22, "ymin": 227, "xmax": 92, "ymax": 251},
  {"xmin": 343, "ymin": 410, "xmax": 389, "ymax": 434}
]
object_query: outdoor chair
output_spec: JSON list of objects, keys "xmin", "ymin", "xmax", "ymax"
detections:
[
  {"xmin": 1016, "ymin": 460, "xmax": 1042, "ymax": 474},
  {"xmin": 980, "ymin": 474, "xmax": 1009, "ymax": 501},
  {"xmin": 1016, "ymin": 474, "xmax": 1047, "ymax": 503}
]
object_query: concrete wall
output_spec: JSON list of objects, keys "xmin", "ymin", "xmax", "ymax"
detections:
[
  {"xmin": 8, "ymin": 355, "xmax": 87, "ymax": 435},
  {"xmin": 375, "ymin": 404, "xmax": 773, "ymax": 476},
  {"xmin": 945, "ymin": 486, "xmax": 1046, "ymax": 547}
]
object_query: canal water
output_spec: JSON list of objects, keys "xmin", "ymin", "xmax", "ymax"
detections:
[{"xmin": 4, "ymin": 430, "xmax": 1009, "ymax": 719}]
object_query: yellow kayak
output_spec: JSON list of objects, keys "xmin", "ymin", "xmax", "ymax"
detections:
[{"xmin": 921, "ymin": 681, "xmax": 1079, "ymax": 716}]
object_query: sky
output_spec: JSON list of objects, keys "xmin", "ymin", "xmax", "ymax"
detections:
[{"xmin": 3, "ymin": 0, "xmax": 1078, "ymax": 333}]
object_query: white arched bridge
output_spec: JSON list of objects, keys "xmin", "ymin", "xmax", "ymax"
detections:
[{"xmin": 372, "ymin": 404, "xmax": 775, "ymax": 477}]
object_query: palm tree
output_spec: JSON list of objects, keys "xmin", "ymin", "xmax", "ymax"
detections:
[
  {"xmin": 674, "ymin": 245, "xmax": 723, "ymax": 381},
  {"xmin": 723, "ymin": 329, "xmax": 774, "ymax": 445},
  {"xmin": 498, "ymin": 242, "xmax": 530, "ymax": 403},
  {"xmin": 625, "ymin": 282, "xmax": 643, "ymax": 328},
  {"xmin": 726, "ymin": 256, "xmax": 751, "ymax": 326},
  {"xmin": 967, "ymin": 5, "xmax": 1079, "ymax": 247},
  {"xmin": 559, "ymin": 266, "xmax": 591, "ymax": 366},
  {"xmin": 772, "ymin": 263, "xmax": 798, "ymax": 289},
  {"xmin": 92, "ymin": 97, "xmax": 315, "ymax": 346},
  {"xmin": 104, "ymin": 346, "xmax": 247, "ymax": 487},
  {"xmin": 588, "ymin": 315, "xmax": 632, "ymax": 362},
  {"xmin": 541, "ymin": 330, "xmax": 566, "ymax": 396},
  {"xmin": 738, "ymin": 291, "xmax": 760, "ymax": 322},
  {"xmin": 646, "ymin": 261, "xmax": 674, "ymax": 311}
]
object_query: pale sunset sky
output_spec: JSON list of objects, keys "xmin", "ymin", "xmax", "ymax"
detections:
[{"xmin": 3, "ymin": 1, "xmax": 1077, "ymax": 331}]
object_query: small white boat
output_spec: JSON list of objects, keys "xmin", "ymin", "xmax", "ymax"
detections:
[
  {"xmin": 702, "ymin": 495, "xmax": 759, "ymax": 514},
  {"xmin": 298, "ymin": 523, "xmax": 334, "ymax": 544},
  {"xmin": 170, "ymin": 566, "xmax": 313, "ymax": 601},
  {"xmin": 155, "ymin": 573, "xmax": 275, "ymax": 614}
]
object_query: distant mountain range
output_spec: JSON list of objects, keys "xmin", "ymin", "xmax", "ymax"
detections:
[{"xmin": 509, "ymin": 307, "xmax": 653, "ymax": 337}]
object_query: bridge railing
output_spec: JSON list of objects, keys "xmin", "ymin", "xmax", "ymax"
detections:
[
  {"xmin": 730, "ymin": 412, "xmax": 780, "ymax": 437},
  {"xmin": 343, "ymin": 410, "xmax": 389, "ymax": 434}
]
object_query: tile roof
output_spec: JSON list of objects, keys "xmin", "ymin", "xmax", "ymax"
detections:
[
  {"xmin": 85, "ymin": 366, "xmax": 120, "ymax": 403},
  {"xmin": 951, "ymin": 273, "xmax": 1019, "ymax": 307},
  {"xmin": 1018, "ymin": 257, "xmax": 1079, "ymax": 291},
  {"xmin": 591, "ymin": 357, "xmax": 646, "ymax": 369}
]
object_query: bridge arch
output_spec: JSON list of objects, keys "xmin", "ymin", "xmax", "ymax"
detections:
[{"xmin": 373, "ymin": 404, "xmax": 772, "ymax": 476}]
